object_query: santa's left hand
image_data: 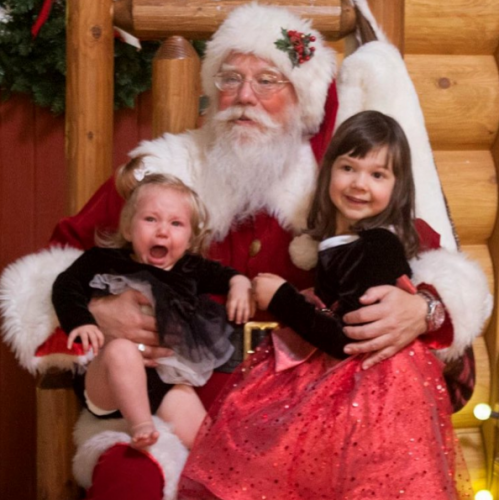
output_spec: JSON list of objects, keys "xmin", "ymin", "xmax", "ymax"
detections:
[{"xmin": 342, "ymin": 285, "xmax": 428, "ymax": 369}]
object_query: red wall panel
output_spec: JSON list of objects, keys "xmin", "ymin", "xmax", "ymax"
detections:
[{"xmin": 0, "ymin": 92, "xmax": 152, "ymax": 500}]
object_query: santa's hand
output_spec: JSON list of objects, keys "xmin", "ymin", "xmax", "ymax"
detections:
[
  {"xmin": 135, "ymin": 343, "xmax": 173, "ymax": 367},
  {"xmin": 342, "ymin": 285, "xmax": 427, "ymax": 369},
  {"xmin": 252, "ymin": 273, "xmax": 286, "ymax": 310},
  {"xmin": 89, "ymin": 289, "xmax": 172, "ymax": 363}
]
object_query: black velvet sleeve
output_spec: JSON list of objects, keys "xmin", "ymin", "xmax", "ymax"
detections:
[
  {"xmin": 185, "ymin": 254, "xmax": 241, "ymax": 295},
  {"xmin": 268, "ymin": 282, "xmax": 350, "ymax": 359},
  {"xmin": 268, "ymin": 229, "xmax": 412, "ymax": 359},
  {"xmin": 52, "ymin": 248, "xmax": 103, "ymax": 336}
]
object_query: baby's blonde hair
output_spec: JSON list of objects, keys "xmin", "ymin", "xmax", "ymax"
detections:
[
  {"xmin": 115, "ymin": 155, "xmax": 145, "ymax": 200},
  {"xmin": 97, "ymin": 173, "xmax": 212, "ymax": 255}
]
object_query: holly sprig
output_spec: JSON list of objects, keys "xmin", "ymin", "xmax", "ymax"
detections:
[{"xmin": 275, "ymin": 28, "xmax": 316, "ymax": 67}]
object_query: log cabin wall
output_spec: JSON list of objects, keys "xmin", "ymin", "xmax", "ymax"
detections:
[{"xmin": 403, "ymin": 0, "xmax": 499, "ymax": 492}]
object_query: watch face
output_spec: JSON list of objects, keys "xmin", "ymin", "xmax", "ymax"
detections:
[{"xmin": 430, "ymin": 301, "xmax": 445, "ymax": 331}]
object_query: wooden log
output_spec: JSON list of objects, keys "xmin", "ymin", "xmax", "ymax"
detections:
[
  {"xmin": 367, "ymin": 0, "xmax": 404, "ymax": 52},
  {"xmin": 113, "ymin": 0, "xmax": 133, "ymax": 34},
  {"xmin": 152, "ymin": 37, "xmax": 201, "ymax": 137},
  {"xmin": 66, "ymin": 0, "xmax": 114, "ymax": 215},
  {"xmin": 492, "ymin": 459, "xmax": 499, "ymax": 500},
  {"xmin": 113, "ymin": 0, "xmax": 356, "ymax": 40},
  {"xmin": 452, "ymin": 336, "xmax": 491, "ymax": 429},
  {"xmin": 406, "ymin": 54, "xmax": 499, "ymax": 150},
  {"xmin": 455, "ymin": 427, "xmax": 487, "ymax": 491},
  {"xmin": 452, "ymin": 243, "xmax": 493, "ymax": 484},
  {"xmin": 36, "ymin": 372, "xmax": 81, "ymax": 500},
  {"xmin": 485, "ymin": 44, "xmax": 499, "ymax": 486},
  {"xmin": 435, "ymin": 150, "xmax": 497, "ymax": 244},
  {"xmin": 405, "ymin": 0, "xmax": 499, "ymax": 55}
]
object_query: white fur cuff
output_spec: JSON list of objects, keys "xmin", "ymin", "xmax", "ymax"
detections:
[
  {"xmin": 410, "ymin": 249, "xmax": 492, "ymax": 361},
  {"xmin": 0, "ymin": 246, "xmax": 84, "ymax": 374},
  {"xmin": 73, "ymin": 412, "xmax": 188, "ymax": 500}
]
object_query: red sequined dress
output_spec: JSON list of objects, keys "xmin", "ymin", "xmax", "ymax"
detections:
[{"xmin": 179, "ymin": 229, "xmax": 472, "ymax": 500}]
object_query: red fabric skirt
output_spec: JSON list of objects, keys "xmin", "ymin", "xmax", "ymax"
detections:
[{"xmin": 179, "ymin": 336, "xmax": 472, "ymax": 500}]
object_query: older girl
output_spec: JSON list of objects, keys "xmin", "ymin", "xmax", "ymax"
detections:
[{"xmin": 180, "ymin": 111, "xmax": 471, "ymax": 499}]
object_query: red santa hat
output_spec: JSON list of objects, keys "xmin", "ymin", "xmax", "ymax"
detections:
[{"xmin": 201, "ymin": 2, "xmax": 337, "ymax": 135}]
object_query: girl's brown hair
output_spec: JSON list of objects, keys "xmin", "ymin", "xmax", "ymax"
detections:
[
  {"xmin": 308, "ymin": 110, "xmax": 419, "ymax": 258},
  {"xmin": 97, "ymin": 174, "xmax": 212, "ymax": 255}
]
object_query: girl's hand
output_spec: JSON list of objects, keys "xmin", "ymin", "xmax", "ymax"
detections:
[
  {"xmin": 227, "ymin": 275, "xmax": 255, "ymax": 324},
  {"xmin": 252, "ymin": 273, "xmax": 286, "ymax": 310},
  {"xmin": 67, "ymin": 324, "xmax": 105, "ymax": 355},
  {"xmin": 342, "ymin": 285, "xmax": 428, "ymax": 369}
]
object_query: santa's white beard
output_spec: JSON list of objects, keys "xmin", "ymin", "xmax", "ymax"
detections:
[{"xmin": 199, "ymin": 104, "xmax": 303, "ymax": 239}]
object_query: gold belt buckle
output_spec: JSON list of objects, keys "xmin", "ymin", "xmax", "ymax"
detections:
[{"xmin": 243, "ymin": 321, "xmax": 279, "ymax": 360}]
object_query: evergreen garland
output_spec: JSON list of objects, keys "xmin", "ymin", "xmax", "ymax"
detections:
[{"xmin": 0, "ymin": 0, "xmax": 160, "ymax": 114}]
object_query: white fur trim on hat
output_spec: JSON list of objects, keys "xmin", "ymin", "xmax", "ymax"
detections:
[
  {"xmin": 410, "ymin": 249, "xmax": 492, "ymax": 361},
  {"xmin": 0, "ymin": 246, "xmax": 86, "ymax": 374},
  {"xmin": 201, "ymin": 2, "xmax": 336, "ymax": 135},
  {"xmin": 73, "ymin": 411, "xmax": 188, "ymax": 500}
]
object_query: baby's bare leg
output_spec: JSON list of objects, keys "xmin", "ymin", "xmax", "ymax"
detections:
[
  {"xmin": 156, "ymin": 384, "xmax": 207, "ymax": 449},
  {"xmin": 85, "ymin": 338, "xmax": 159, "ymax": 449}
]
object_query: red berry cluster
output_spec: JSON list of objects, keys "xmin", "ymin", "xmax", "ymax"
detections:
[
  {"xmin": 275, "ymin": 28, "xmax": 316, "ymax": 67},
  {"xmin": 287, "ymin": 30, "xmax": 316, "ymax": 64}
]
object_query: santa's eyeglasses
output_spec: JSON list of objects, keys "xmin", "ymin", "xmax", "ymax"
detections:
[{"xmin": 214, "ymin": 71, "xmax": 290, "ymax": 97}]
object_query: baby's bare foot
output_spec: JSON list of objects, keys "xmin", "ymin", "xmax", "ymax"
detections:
[{"xmin": 130, "ymin": 421, "xmax": 159, "ymax": 450}]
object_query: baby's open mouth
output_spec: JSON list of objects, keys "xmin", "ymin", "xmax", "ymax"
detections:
[{"xmin": 150, "ymin": 245, "xmax": 168, "ymax": 258}]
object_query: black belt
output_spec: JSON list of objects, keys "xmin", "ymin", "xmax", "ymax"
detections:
[{"xmin": 217, "ymin": 321, "xmax": 279, "ymax": 373}]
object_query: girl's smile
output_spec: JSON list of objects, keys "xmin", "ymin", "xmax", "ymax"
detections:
[{"xmin": 329, "ymin": 146, "xmax": 395, "ymax": 234}]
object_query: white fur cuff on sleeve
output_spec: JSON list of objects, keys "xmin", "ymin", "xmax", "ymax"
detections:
[
  {"xmin": 410, "ymin": 249, "xmax": 492, "ymax": 361},
  {"xmin": 0, "ymin": 246, "xmax": 83, "ymax": 373},
  {"xmin": 73, "ymin": 412, "xmax": 188, "ymax": 500}
]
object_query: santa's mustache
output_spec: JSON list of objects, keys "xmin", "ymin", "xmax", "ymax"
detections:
[{"xmin": 213, "ymin": 106, "xmax": 281, "ymax": 130}]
